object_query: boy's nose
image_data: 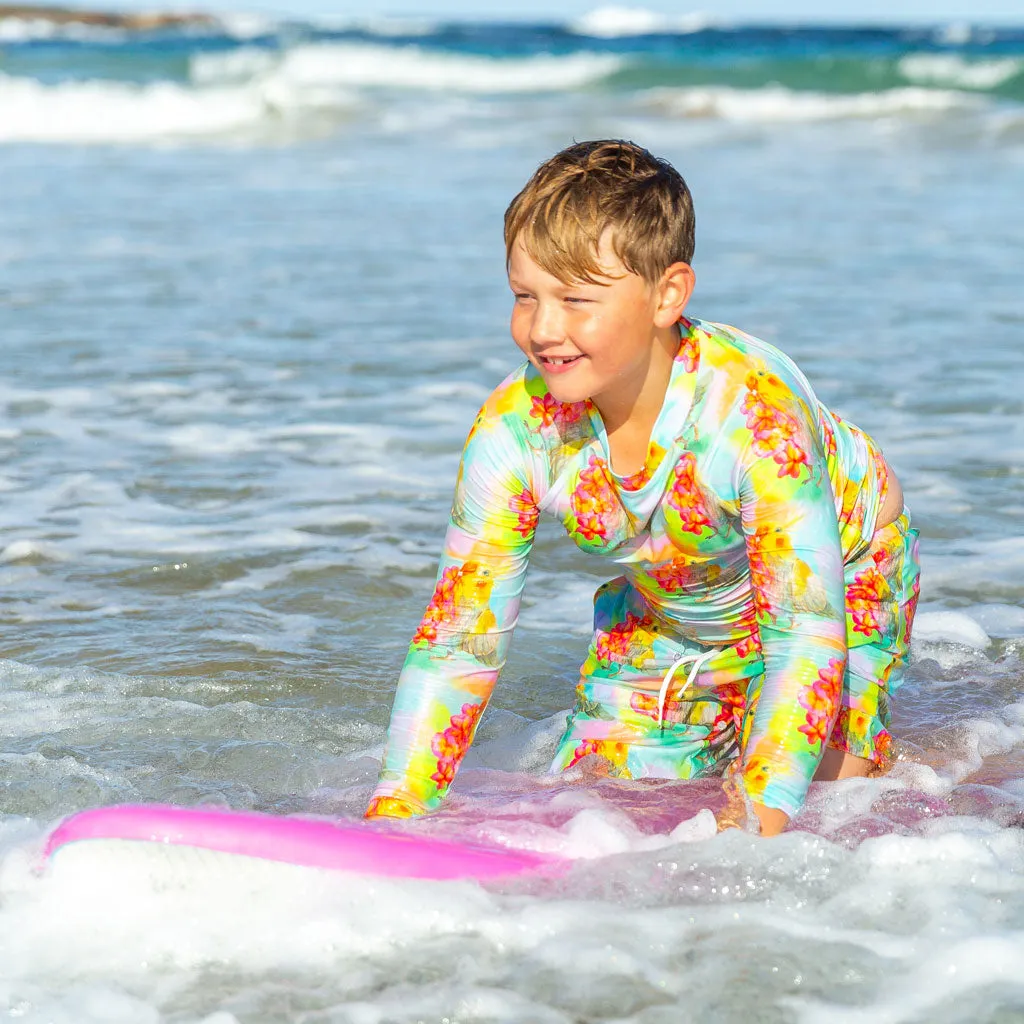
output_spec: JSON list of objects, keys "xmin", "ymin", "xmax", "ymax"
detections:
[{"xmin": 529, "ymin": 302, "xmax": 566, "ymax": 344}]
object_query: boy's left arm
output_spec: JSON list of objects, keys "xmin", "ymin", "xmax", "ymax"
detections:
[{"xmin": 733, "ymin": 384, "xmax": 848, "ymax": 832}]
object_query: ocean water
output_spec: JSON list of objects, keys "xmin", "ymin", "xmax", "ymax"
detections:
[{"xmin": 1, "ymin": 5, "xmax": 1024, "ymax": 1022}]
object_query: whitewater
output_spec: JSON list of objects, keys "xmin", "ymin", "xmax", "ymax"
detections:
[{"xmin": 1, "ymin": 6, "xmax": 1023, "ymax": 1023}]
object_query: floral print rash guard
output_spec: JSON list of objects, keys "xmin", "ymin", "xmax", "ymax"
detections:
[{"xmin": 367, "ymin": 316, "xmax": 895, "ymax": 820}]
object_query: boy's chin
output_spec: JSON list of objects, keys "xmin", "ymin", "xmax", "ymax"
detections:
[
  {"xmin": 543, "ymin": 380, "xmax": 593, "ymax": 406},
  {"xmin": 538, "ymin": 370, "xmax": 594, "ymax": 406}
]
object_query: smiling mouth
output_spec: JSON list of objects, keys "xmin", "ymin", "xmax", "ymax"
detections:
[{"xmin": 539, "ymin": 354, "xmax": 583, "ymax": 371}]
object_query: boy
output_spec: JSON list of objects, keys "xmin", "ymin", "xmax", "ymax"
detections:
[{"xmin": 365, "ymin": 140, "xmax": 920, "ymax": 836}]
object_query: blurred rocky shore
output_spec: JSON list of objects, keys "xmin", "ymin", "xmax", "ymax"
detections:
[{"xmin": 0, "ymin": 3, "xmax": 215, "ymax": 29}]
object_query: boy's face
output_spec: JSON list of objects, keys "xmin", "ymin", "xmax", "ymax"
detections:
[{"xmin": 508, "ymin": 233, "xmax": 686, "ymax": 411}]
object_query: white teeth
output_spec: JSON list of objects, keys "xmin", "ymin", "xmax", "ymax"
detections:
[{"xmin": 545, "ymin": 357, "xmax": 576, "ymax": 365}]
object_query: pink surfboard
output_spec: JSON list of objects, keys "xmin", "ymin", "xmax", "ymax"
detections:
[{"xmin": 42, "ymin": 804, "xmax": 563, "ymax": 881}]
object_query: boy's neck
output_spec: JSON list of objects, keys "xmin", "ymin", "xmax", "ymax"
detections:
[{"xmin": 595, "ymin": 324, "xmax": 681, "ymax": 475}]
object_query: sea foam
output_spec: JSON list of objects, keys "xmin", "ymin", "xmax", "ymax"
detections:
[
  {"xmin": 0, "ymin": 44, "xmax": 622, "ymax": 143},
  {"xmin": 643, "ymin": 84, "xmax": 985, "ymax": 122},
  {"xmin": 570, "ymin": 5, "xmax": 714, "ymax": 37},
  {"xmin": 0, "ymin": 15, "xmax": 128, "ymax": 43},
  {"xmin": 0, "ymin": 73, "xmax": 356, "ymax": 143},
  {"xmin": 899, "ymin": 53, "xmax": 1023, "ymax": 90},
  {"xmin": 193, "ymin": 42, "xmax": 622, "ymax": 94}
]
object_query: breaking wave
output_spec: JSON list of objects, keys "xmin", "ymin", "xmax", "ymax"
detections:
[
  {"xmin": 898, "ymin": 54, "xmax": 1023, "ymax": 90},
  {"xmin": 643, "ymin": 84, "xmax": 987, "ymax": 122},
  {"xmin": 0, "ymin": 73, "xmax": 358, "ymax": 143},
  {"xmin": 569, "ymin": 5, "xmax": 716, "ymax": 37},
  {"xmin": 0, "ymin": 45, "xmax": 621, "ymax": 144},
  {"xmin": 190, "ymin": 43, "xmax": 623, "ymax": 94},
  {"xmin": 1, "ymin": 16, "xmax": 1021, "ymax": 146}
]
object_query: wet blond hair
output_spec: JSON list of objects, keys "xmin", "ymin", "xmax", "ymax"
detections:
[{"xmin": 504, "ymin": 139, "xmax": 695, "ymax": 287}]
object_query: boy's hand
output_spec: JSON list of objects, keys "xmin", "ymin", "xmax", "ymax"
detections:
[
  {"xmin": 365, "ymin": 795, "xmax": 422, "ymax": 820},
  {"xmin": 716, "ymin": 770, "xmax": 790, "ymax": 836},
  {"xmin": 751, "ymin": 802, "xmax": 789, "ymax": 837}
]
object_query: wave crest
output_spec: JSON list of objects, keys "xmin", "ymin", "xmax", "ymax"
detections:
[
  {"xmin": 643, "ymin": 84, "xmax": 986, "ymax": 122},
  {"xmin": 0, "ymin": 72, "xmax": 357, "ymax": 143},
  {"xmin": 898, "ymin": 54, "xmax": 1023, "ymax": 91},
  {"xmin": 192, "ymin": 43, "xmax": 622, "ymax": 94},
  {"xmin": 570, "ymin": 5, "xmax": 713, "ymax": 37},
  {"xmin": 0, "ymin": 14, "xmax": 127, "ymax": 42}
]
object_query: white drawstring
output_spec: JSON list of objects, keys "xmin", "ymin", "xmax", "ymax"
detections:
[{"xmin": 656, "ymin": 648, "xmax": 716, "ymax": 729}]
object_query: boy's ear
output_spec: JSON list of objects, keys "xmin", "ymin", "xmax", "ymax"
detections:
[{"xmin": 653, "ymin": 262, "xmax": 696, "ymax": 328}]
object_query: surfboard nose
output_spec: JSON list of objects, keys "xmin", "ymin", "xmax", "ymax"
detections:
[{"xmin": 42, "ymin": 804, "xmax": 567, "ymax": 881}]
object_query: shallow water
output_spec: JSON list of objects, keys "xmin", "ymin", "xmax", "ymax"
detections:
[{"xmin": 1, "ymin": 10, "xmax": 1024, "ymax": 1024}]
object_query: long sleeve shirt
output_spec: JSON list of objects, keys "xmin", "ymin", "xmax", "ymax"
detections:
[{"xmin": 367, "ymin": 317, "xmax": 887, "ymax": 819}]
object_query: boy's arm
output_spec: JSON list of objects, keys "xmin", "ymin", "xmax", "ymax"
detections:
[
  {"xmin": 366, "ymin": 408, "xmax": 537, "ymax": 819},
  {"xmin": 733, "ymin": 378, "xmax": 848, "ymax": 827}
]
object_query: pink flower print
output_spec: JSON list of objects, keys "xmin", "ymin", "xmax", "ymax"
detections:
[
  {"xmin": 594, "ymin": 612, "xmax": 654, "ymax": 666},
  {"xmin": 619, "ymin": 461, "xmax": 652, "ymax": 491},
  {"xmin": 798, "ymin": 657, "xmax": 844, "ymax": 747},
  {"xmin": 746, "ymin": 525, "xmax": 786, "ymax": 621},
  {"xmin": 630, "ymin": 691, "xmax": 660, "ymax": 721},
  {"xmin": 570, "ymin": 455, "xmax": 619, "ymax": 542},
  {"xmin": 847, "ymin": 566, "xmax": 889, "ymax": 638},
  {"xmin": 412, "ymin": 561, "xmax": 491, "ymax": 645},
  {"xmin": 430, "ymin": 701, "xmax": 484, "ymax": 791},
  {"xmin": 619, "ymin": 441, "xmax": 668, "ymax": 493},
  {"xmin": 850, "ymin": 605, "xmax": 882, "ymax": 637},
  {"xmin": 734, "ymin": 627, "xmax": 762, "ymax": 660},
  {"xmin": 529, "ymin": 394, "xmax": 584, "ymax": 428},
  {"xmin": 574, "ymin": 512, "xmax": 606, "ymax": 541},
  {"xmin": 667, "ymin": 453, "xmax": 712, "ymax": 535},
  {"xmin": 905, "ymin": 575, "xmax": 920, "ymax": 642},
  {"xmin": 529, "ymin": 394, "xmax": 560, "ymax": 427},
  {"xmin": 508, "ymin": 487, "xmax": 539, "ymax": 538},
  {"xmin": 430, "ymin": 755, "xmax": 456, "ymax": 789},
  {"xmin": 565, "ymin": 738, "xmax": 629, "ymax": 773},
  {"xmin": 620, "ymin": 467, "xmax": 651, "ymax": 490},
  {"xmin": 708, "ymin": 682, "xmax": 747, "ymax": 742},
  {"xmin": 741, "ymin": 370, "xmax": 810, "ymax": 480},
  {"xmin": 411, "ymin": 564, "xmax": 463, "ymax": 644},
  {"xmin": 676, "ymin": 326, "xmax": 700, "ymax": 373},
  {"xmin": 874, "ymin": 730, "xmax": 893, "ymax": 766},
  {"xmin": 733, "ymin": 595, "xmax": 764, "ymax": 657},
  {"xmin": 649, "ymin": 558, "xmax": 695, "ymax": 593},
  {"xmin": 820, "ymin": 416, "xmax": 837, "ymax": 461},
  {"xmin": 778, "ymin": 440, "xmax": 810, "ymax": 479},
  {"xmin": 871, "ymin": 443, "xmax": 890, "ymax": 504}
]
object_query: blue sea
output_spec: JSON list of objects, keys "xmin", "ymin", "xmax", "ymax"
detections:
[{"xmin": 1, "ymin": 6, "xmax": 1024, "ymax": 1022}]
